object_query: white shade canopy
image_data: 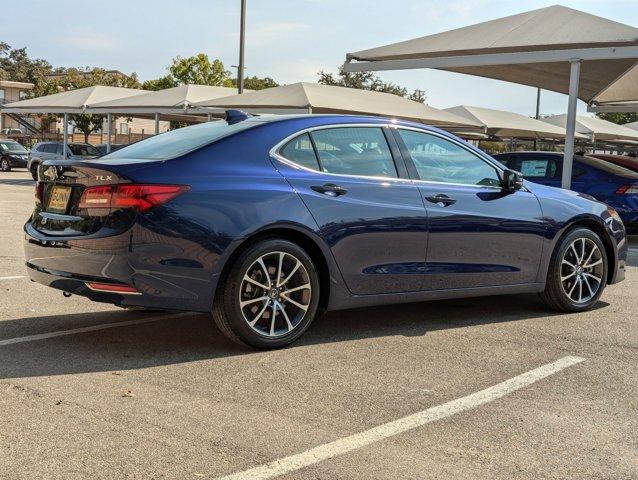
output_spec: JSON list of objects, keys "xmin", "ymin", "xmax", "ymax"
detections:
[
  {"xmin": 444, "ymin": 105, "xmax": 583, "ymax": 140},
  {"xmin": 0, "ymin": 85, "xmax": 145, "ymax": 114},
  {"xmin": 89, "ymin": 84, "xmax": 243, "ymax": 114},
  {"xmin": 622, "ymin": 121, "xmax": 638, "ymax": 131},
  {"xmin": 194, "ymin": 82, "xmax": 483, "ymax": 128},
  {"xmin": 542, "ymin": 114, "xmax": 638, "ymax": 142},
  {"xmin": 345, "ymin": 5, "xmax": 638, "ymax": 103},
  {"xmin": 588, "ymin": 64, "xmax": 638, "ymax": 112}
]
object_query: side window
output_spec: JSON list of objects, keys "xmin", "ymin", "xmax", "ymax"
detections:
[
  {"xmin": 42, "ymin": 144, "xmax": 57, "ymax": 154},
  {"xmin": 518, "ymin": 156, "xmax": 557, "ymax": 179},
  {"xmin": 55, "ymin": 144, "xmax": 65, "ymax": 155},
  {"xmin": 279, "ymin": 133, "xmax": 320, "ymax": 170},
  {"xmin": 397, "ymin": 129, "xmax": 500, "ymax": 187},
  {"xmin": 310, "ymin": 127, "xmax": 397, "ymax": 178}
]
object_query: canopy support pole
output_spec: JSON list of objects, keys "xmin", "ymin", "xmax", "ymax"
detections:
[
  {"xmin": 106, "ymin": 113, "xmax": 112, "ymax": 153},
  {"xmin": 154, "ymin": 113, "xmax": 160, "ymax": 135},
  {"xmin": 533, "ymin": 87, "xmax": 541, "ymax": 150},
  {"xmin": 207, "ymin": 113, "xmax": 212, "ymax": 122},
  {"xmin": 238, "ymin": 0, "xmax": 246, "ymax": 93},
  {"xmin": 562, "ymin": 59, "xmax": 581, "ymax": 190},
  {"xmin": 62, "ymin": 113, "xmax": 68, "ymax": 160}
]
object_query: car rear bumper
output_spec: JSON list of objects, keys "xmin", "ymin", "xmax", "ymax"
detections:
[{"xmin": 24, "ymin": 222, "xmax": 217, "ymax": 312}]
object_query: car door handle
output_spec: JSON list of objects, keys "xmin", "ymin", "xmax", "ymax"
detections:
[
  {"xmin": 311, "ymin": 183, "xmax": 348, "ymax": 197},
  {"xmin": 424, "ymin": 194, "xmax": 456, "ymax": 206}
]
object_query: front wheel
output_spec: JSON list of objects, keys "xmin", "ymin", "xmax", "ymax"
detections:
[
  {"xmin": 213, "ymin": 239, "xmax": 320, "ymax": 349},
  {"xmin": 0, "ymin": 158, "xmax": 10, "ymax": 172},
  {"xmin": 541, "ymin": 227, "xmax": 608, "ymax": 312}
]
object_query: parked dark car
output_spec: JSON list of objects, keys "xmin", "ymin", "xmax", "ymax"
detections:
[
  {"xmin": 494, "ymin": 151, "xmax": 638, "ymax": 233},
  {"xmin": 94, "ymin": 143, "xmax": 126, "ymax": 156},
  {"xmin": 28, "ymin": 141, "xmax": 99, "ymax": 180},
  {"xmin": 24, "ymin": 114, "xmax": 627, "ymax": 348},
  {"xmin": 587, "ymin": 153, "xmax": 638, "ymax": 172},
  {"xmin": 0, "ymin": 140, "xmax": 29, "ymax": 171}
]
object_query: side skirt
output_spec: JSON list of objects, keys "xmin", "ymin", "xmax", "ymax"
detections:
[{"xmin": 327, "ymin": 283, "xmax": 546, "ymax": 311}]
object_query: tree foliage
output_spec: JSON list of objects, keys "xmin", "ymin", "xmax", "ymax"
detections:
[
  {"xmin": 224, "ymin": 75, "xmax": 279, "ymax": 91},
  {"xmin": 318, "ymin": 66, "xmax": 427, "ymax": 103},
  {"xmin": 168, "ymin": 54, "xmax": 229, "ymax": 86},
  {"xmin": 596, "ymin": 112, "xmax": 638, "ymax": 125}
]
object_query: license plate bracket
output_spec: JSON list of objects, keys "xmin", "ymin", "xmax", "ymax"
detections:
[{"xmin": 47, "ymin": 185, "xmax": 72, "ymax": 214}]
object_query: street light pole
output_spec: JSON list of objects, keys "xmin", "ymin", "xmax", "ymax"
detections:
[{"xmin": 238, "ymin": 0, "xmax": 246, "ymax": 94}]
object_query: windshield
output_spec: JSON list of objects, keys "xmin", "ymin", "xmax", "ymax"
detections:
[
  {"xmin": 0, "ymin": 141, "xmax": 27, "ymax": 153},
  {"xmin": 69, "ymin": 144, "xmax": 99, "ymax": 157},
  {"xmin": 100, "ymin": 120, "xmax": 257, "ymax": 161}
]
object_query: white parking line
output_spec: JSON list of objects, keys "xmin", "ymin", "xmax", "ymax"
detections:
[
  {"xmin": 217, "ymin": 356, "xmax": 585, "ymax": 480},
  {"xmin": 0, "ymin": 312, "xmax": 193, "ymax": 347},
  {"xmin": 0, "ymin": 275, "xmax": 26, "ymax": 281}
]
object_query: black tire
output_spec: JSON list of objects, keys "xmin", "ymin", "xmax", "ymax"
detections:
[
  {"xmin": 0, "ymin": 157, "xmax": 10, "ymax": 172},
  {"xmin": 213, "ymin": 239, "xmax": 321, "ymax": 349},
  {"xmin": 541, "ymin": 227, "xmax": 608, "ymax": 312},
  {"xmin": 30, "ymin": 162, "xmax": 38, "ymax": 180}
]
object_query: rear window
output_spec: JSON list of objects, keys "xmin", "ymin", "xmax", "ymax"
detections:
[
  {"xmin": 101, "ymin": 120, "xmax": 256, "ymax": 161},
  {"xmin": 578, "ymin": 155, "xmax": 638, "ymax": 179},
  {"xmin": 69, "ymin": 144, "xmax": 99, "ymax": 156}
]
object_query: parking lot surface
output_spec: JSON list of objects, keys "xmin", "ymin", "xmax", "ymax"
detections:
[{"xmin": 1, "ymin": 170, "xmax": 637, "ymax": 479}]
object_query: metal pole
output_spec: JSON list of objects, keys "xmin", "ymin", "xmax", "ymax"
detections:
[
  {"xmin": 562, "ymin": 59, "xmax": 581, "ymax": 190},
  {"xmin": 106, "ymin": 113, "xmax": 112, "ymax": 153},
  {"xmin": 238, "ymin": 0, "xmax": 246, "ymax": 93},
  {"xmin": 207, "ymin": 113, "xmax": 212, "ymax": 122},
  {"xmin": 533, "ymin": 87, "xmax": 541, "ymax": 150},
  {"xmin": 62, "ymin": 113, "xmax": 68, "ymax": 160},
  {"xmin": 154, "ymin": 113, "xmax": 160, "ymax": 135}
]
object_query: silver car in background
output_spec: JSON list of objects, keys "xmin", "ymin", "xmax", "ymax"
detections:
[{"xmin": 27, "ymin": 142, "xmax": 99, "ymax": 179}]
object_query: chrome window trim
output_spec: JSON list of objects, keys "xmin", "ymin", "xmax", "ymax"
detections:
[{"xmin": 269, "ymin": 123, "xmax": 412, "ymax": 183}]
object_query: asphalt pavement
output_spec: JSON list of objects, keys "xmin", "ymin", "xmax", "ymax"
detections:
[{"xmin": 1, "ymin": 170, "xmax": 636, "ymax": 479}]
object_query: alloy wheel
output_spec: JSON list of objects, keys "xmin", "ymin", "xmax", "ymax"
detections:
[
  {"xmin": 0, "ymin": 159, "xmax": 8, "ymax": 171},
  {"xmin": 239, "ymin": 251, "xmax": 312, "ymax": 337},
  {"xmin": 560, "ymin": 237, "xmax": 604, "ymax": 304}
]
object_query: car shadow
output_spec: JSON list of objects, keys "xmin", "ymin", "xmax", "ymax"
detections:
[{"xmin": 0, "ymin": 294, "xmax": 610, "ymax": 381}]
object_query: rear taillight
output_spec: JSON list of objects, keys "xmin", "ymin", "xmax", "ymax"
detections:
[
  {"xmin": 616, "ymin": 184, "xmax": 638, "ymax": 194},
  {"xmin": 35, "ymin": 181, "xmax": 44, "ymax": 204},
  {"xmin": 78, "ymin": 184, "xmax": 189, "ymax": 212}
]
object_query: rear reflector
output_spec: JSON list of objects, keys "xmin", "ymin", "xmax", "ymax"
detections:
[
  {"xmin": 78, "ymin": 184, "xmax": 189, "ymax": 212},
  {"xmin": 86, "ymin": 282, "xmax": 141, "ymax": 295}
]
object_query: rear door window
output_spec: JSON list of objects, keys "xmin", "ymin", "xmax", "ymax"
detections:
[{"xmin": 309, "ymin": 127, "xmax": 398, "ymax": 178}]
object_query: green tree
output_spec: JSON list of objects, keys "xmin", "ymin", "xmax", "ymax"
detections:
[
  {"xmin": 318, "ymin": 66, "xmax": 426, "ymax": 102},
  {"xmin": 142, "ymin": 75, "xmax": 177, "ymax": 91},
  {"xmin": 169, "ymin": 53, "xmax": 229, "ymax": 86},
  {"xmin": 224, "ymin": 75, "xmax": 279, "ymax": 91},
  {"xmin": 596, "ymin": 112, "xmax": 638, "ymax": 124},
  {"xmin": 0, "ymin": 42, "xmax": 52, "ymax": 85}
]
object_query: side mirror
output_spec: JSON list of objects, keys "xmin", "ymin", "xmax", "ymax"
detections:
[{"xmin": 502, "ymin": 169, "xmax": 524, "ymax": 192}]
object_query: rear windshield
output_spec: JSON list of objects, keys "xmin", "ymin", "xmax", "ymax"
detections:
[
  {"xmin": 578, "ymin": 155, "xmax": 638, "ymax": 179},
  {"xmin": 0, "ymin": 141, "xmax": 27, "ymax": 153},
  {"xmin": 100, "ymin": 120, "xmax": 256, "ymax": 161},
  {"xmin": 69, "ymin": 144, "xmax": 99, "ymax": 156}
]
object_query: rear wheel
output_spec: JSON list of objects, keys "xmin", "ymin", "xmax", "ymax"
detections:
[
  {"xmin": 541, "ymin": 227, "xmax": 607, "ymax": 312},
  {"xmin": 213, "ymin": 239, "xmax": 320, "ymax": 349},
  {"xmin": 0, "ymin": 158, "xmax": 10, "ymax": 172}
]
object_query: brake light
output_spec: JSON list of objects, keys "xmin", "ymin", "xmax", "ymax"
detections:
[
  {"xmin": 78, "ymin": 184, "xmax": 189, "ymax": 212},
  {"xmin": 113, "ymin": 184, "xmax": 189, "ymax": 212},
  {"xmin": 616, "ymin": 184, "xmax": 638, "ymax": 194},
  {"xmin": 35, "ymin": 181, "xmax": 44, "ymax": 204}
]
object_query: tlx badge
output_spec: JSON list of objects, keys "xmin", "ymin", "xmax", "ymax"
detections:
[{"xmin": 95, "ymin": 175, "xmax": 113, "ymax": 181}]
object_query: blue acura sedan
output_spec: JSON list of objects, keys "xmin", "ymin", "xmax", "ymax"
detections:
[{"xmin": 25, "ymin": 113, "xmax": 627, "ymax": 348}]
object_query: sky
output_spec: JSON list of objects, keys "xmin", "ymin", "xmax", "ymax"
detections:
[{"xmin": 3, "ymin": 0, "xmax": 638, "ymax": 117}]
